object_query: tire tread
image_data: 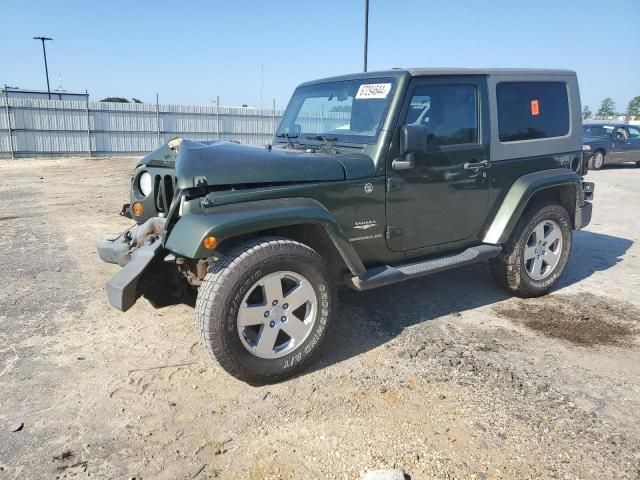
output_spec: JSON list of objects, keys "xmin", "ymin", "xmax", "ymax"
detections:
[{"xmin": 196, "ymin": 237, "xmax": 331, "ymax": 384}]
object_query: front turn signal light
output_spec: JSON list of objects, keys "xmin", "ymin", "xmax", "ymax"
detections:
[
  {"xmin": 132, "ymin": 202, "xmax": 144, "ymax": 216},
  {"xmin": 203, "ymin": 236, "xmax": 218, "ymax": 250}
]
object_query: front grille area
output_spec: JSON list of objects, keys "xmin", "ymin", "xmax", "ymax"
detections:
[{"xmin": 154, "ymin": 174, "xmax": 176, "ymax": 214}]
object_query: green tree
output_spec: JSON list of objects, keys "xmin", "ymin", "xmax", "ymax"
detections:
[
  {"xmin": 99, "ymin": 97, "xmax": 130, "ymax": 103},
  {"xmin": 131, "ymin": 97, "xmax": 143, "ymax": 104},
  {"xmin": 626, "ymin": 96, "xmax": 640, "ymax": 120},
  {"xmin": 596, "ymin": 98, "xmax": 616, "ymax": 119},
  {"xmin": 582, "ymin": 105, "xmax": 592, "ymax": 120}
]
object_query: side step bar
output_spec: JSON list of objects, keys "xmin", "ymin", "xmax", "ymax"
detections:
[{"xmin": 348, "ymin": 245, "xmax": 502, "ymax": 291}]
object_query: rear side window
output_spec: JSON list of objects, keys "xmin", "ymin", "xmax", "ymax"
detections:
[{"xmin": 497, "ymin": 82, "xmax": 570, "ymax": 142}]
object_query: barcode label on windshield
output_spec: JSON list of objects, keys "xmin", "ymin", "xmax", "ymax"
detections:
[{"xmin": 356, "ymin": 83, "xmax": 392, "ymax": 99}]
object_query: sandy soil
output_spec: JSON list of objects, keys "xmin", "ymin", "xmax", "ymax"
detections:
[{"xmin": 0, "ymin": 158, "xmax": 638, "ymax": 479}]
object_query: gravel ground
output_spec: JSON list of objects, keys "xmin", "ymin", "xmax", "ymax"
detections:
[{"xmin": 0, "ymin": 158, "xmax": 639, "ymax": 479}]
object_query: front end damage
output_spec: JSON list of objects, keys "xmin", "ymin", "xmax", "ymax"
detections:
[
  {"xmin": 97, "ymin": 218, "xmax": 166, "ymax": 311},
  {"xmin": 97, "ymin": 217, "xmax": 205, "ymax": 311},
  {"xmin": 98, "ymin": 137, "xmax": 375, "ymax": 312}
]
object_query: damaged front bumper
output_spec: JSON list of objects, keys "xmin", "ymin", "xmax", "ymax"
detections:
[{"xmin": 97, "ymin": 218, "xmax": 166, "ymax": 312}]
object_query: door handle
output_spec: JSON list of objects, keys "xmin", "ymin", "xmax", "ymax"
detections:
[{"xmin": 463, "ymin": 159, "xmax": 490, "ymax": 170}]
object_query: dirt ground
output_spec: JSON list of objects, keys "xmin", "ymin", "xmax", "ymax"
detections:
[{"xmin": 0, "ymin": 157, "xmax": 639, "ymax": 480}]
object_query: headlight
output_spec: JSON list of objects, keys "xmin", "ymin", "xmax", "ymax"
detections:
[
  {"xmin": 582, "ymin": 145, "xmax": 591, "ymax": 151},
  {"xmin": 138, "ymin": 172, "xmax": 152, "ymax": 197}
]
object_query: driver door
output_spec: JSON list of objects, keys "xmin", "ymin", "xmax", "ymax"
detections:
[
  {"xmin": 609, "ymin": 126, "xmax": 631, "ymax": 163},
  {"xmin": 385, "ymin": 77, "xmax": 490, "ymax": 252}
]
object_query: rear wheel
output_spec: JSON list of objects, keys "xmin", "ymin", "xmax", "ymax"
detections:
[
  {"xmin": 590, "ymin": 151, "xmax": 605, "ymax": 170},
  {"xmin": 196, "ymin": 237, "xmax": 335, "ymax": 384},
  {"xmin": 491, "ymin": 203, "xmax": 572, "ymax": 297}
]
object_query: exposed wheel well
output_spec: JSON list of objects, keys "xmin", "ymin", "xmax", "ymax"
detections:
[
  {"xmin": 216, "ymin": 224, "xmax": 349, "ymax": 283},
  {"xmin": 527, "ymin": 185, "xmax": 577, "ymax": 227}
]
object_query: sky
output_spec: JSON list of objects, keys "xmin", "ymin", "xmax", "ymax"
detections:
[{"xmin": 1, "ymin": 0, "xmax": 638, "ymax": 111}]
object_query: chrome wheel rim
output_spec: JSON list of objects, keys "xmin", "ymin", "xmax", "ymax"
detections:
[
  {"xmin": 524, "ymin": 219, "xmax": 563, "ymax": 281},
  {"xmin": 237, "ymin": 271, "xmax": 317, "ymax": 359},
  {"xmin": 593, "ymin": 152, "xmax": 604, "ymax": 169}
]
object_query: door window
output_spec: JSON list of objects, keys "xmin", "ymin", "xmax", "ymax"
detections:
[
  {"xmin": 626, "ymin": 126, "xmax": 640, "ymax": 138},
  {"xmin": 613, "ymin": 127, "xmax": 628, "ymax": 140},
  {"xmin": 405, "ymin": 85, "xmax": 478, "ymax": 146}
]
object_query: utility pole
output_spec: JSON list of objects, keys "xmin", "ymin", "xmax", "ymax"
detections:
[
  {"xmin": 363, "ymin": 0, "xmax": 369, "ymax": 72},
  {"xmin": 33, "ymin": 36, "xmax": 53, "ymax": 99}
]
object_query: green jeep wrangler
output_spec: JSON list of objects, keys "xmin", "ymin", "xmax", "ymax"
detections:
[{"xmin": 98, "ymin": 68, "xmax": 594, "ymax": 383}]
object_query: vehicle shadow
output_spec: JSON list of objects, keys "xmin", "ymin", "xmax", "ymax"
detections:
[
  {"xmin": 599, "ymin": 163, "xmax": 639, "ymax": 170},
  {"xmin": 305, "ymin": 230, "xmax": 633, "ymax": 375}
]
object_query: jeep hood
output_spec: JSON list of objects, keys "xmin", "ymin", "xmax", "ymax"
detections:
[{"xmin": 173, "ymin": 139, "xmax": 375, "ymax": 189}]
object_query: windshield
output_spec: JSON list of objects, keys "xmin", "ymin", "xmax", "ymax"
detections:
[
  {"xmin": 583, "ymin": 125, "xmax": 614, "ymax": 138},
  {"xmin": 276, "ymin": 78, "xmax": 397, "ymax": 144}
]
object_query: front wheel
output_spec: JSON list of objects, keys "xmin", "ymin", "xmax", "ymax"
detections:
[
  {"xmin": 491, "ymin": 203, "xmax": 572, "ymax": 297},
  {"xmin": 590, "ymin": 151, "xmax": 605, "ymax": 170},
  {"xmin": 196, "ymin": 237, "xmax": 335, "ymax": 384}
]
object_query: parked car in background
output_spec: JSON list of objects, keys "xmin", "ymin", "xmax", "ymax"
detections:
[{"xmin": 583, "ymin": 123, "xmax": 640, "ymax": 169}]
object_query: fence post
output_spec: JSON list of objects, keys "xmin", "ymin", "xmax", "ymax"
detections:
[
  {"xmin": 85, "ymin": 89, "xmax": 92, "ymax": 156},
  {"xmin": 216, "ymin": 95, "xmax": 220, "ymax": 140},
  {"xmin": 3, "ymin": 85, "xmax": 14, "ymax": 159},
  {"xmin": 272, "ymin": 98, "xmax": 276, "ymax": 136},
  {"xmin": 155, "ymin": 93, "xmax": 161, "ymax": 146}
]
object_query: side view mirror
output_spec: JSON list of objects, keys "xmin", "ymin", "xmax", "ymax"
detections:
[
  {"xmin": 399, "ymin": 124, "xmax": 429, "ymax": 155},
  {"xmin": 286, "ymin": 124, "xmax": 302, "ymax": 136},
  {"xmin": 394, "ymin": 124, "xmax": 428, "ymax": 170}
]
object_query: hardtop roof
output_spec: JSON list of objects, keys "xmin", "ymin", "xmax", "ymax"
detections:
[{"xmin": 298, "ymin": 68, "xmax": 576, "ymax": 87}]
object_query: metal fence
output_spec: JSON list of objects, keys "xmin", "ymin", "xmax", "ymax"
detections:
[{"xmin": 0, "ymin": 93, "xmax": 285, "ymax": 158}]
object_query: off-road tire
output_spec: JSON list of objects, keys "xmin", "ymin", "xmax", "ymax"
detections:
[
  {"xmin": 590, "ymin": 150, "xmax": 605, "ymax": 170},
  {"xmin": 196, "ymin": 237, "xmax": 335, "ymax": 384},
  {"xmin": 490, "ymin": 203, "xmax": 572, "ymax": 297}
]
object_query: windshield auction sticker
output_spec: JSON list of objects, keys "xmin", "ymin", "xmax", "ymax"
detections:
[{"xmin": 356, "ymin": 83, "xmax": 392, "ymax": 99}]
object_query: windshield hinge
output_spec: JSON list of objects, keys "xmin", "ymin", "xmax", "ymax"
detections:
[{"xmin": 386, "ymin": 177, "xmax": 404, "ymax": 192}]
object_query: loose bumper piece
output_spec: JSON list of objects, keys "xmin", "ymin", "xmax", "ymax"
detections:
[{"xmin": 97, "ymin": 217, "xmax": 166, "ymax": 311}]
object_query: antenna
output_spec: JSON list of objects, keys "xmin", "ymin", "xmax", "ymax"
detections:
[{"xmin": 57, "ymin": 70, "xmax": 64, "ymax": 91}]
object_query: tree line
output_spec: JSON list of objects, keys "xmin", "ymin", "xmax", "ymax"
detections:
[
  {"xmin": 99, "ymin": 97, "xmax": 143, "ymax": 103},
  {"xmin": 583, "ymin": 96, "xmax": 640, "ymax": 121}
]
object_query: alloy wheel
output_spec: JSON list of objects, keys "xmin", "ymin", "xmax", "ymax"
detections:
[
  {"xmin": 237, "ymin": 271, "xmax": 317, "ymax": 359},
  {"xmin": 593, "ymin": 152, "xmax": 604, "ymax": 169},
  {"xmin": 523, "ymin": 219, "xmax": 563, "ymax": 281}
]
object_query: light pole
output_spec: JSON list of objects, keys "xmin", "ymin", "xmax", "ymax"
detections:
[
  {"xmin": 33, "ymin": 36, "xmax": 53, "ymax": 99},
  {"xmin": 363, "ymin": 0, "xmax": 369, "ymax": 72}
]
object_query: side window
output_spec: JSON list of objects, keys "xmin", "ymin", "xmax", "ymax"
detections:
[
  {"xmin": 613, "ymin": 127, "xmax": 628, "ymax": 140},
  {"xmin": 497, "ymin": 82, "xmax": 570, "ymax": 142},
  {"xmin": 628, "ymin": 126, "xmax": 640, "ymax": 139},
  {"xmin": 405, "ymin": 84, "xmax": 478, "ymax": 146}
]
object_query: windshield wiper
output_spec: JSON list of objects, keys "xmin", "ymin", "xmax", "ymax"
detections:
[
  {"xmin": 276, "ymin": 132, "xmax": 299, "ymax": 148},
  {"xmin": 305, "ymin": 135, "xmax": 338, "ymax": 152}
]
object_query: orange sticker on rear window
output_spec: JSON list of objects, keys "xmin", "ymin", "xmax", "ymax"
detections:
[{"xmin": 531, "ymin": 99, "xmax": 540, "ymax": 116}]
